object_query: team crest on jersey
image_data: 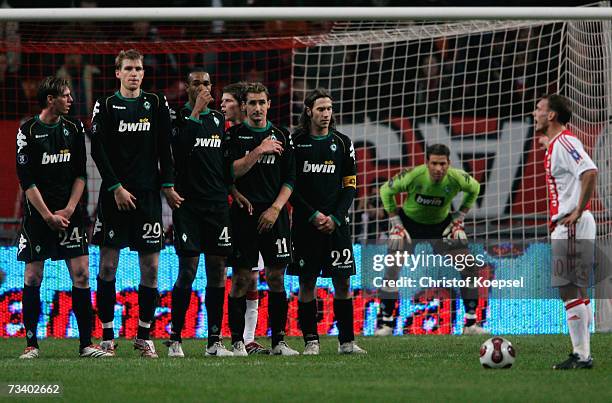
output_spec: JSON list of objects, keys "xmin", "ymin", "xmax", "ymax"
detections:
[
  {"xmin": 330, "ymin": 143, "xmax": 337, "ymax": 152},
  {"xmin": 17, "ymin": 154, "xmax": 28, "ymax": 165},
  {"xmin": 63, "ymin": 127, "xmax": 70, "ymax": 137},
  {"xmin": 182, "ymin": 233, "xmax": 187, "ymax": 242},
  {"xmin": 213, "ymin": 116, "xmax": 220, "ymax": 127},
  {"xmin": 143, "ymin": 101, "xmax": 151, "ymax": 110},
  {"xmin": 270, "ymin": 132, "xmax": 277, "ymax": 141},
  {"xmin": 17, "ymin": 129, "xmax": 27, "ymax": 153},
  {"xmin": 35, "ymin": 245, "xmax": 41, "ymax": 253},
  {"xmin": 18, "ymin": 234, "xmax": 27, "ymax": 255},
  {"xmin": 108, "ymin": 230, "xmax": 115, "ymax": 239},
  {"xmin": 299, "ymin": 259, "xmax": 305, "ymax": 267}
]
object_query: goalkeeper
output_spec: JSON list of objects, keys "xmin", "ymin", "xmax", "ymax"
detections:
[{"xmin": 375, "ymin": 143, "xmax": 487, "ymax": 335}]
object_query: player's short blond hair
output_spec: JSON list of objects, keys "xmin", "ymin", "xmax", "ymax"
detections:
[{"xmin": 115, "ymin": 49, "xmax": 143, "ymax": 70}]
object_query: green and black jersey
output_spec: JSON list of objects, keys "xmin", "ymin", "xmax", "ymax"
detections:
[
  {"xmin": 380, "ymin": 165, "xmax": 480, "ymax": 225},
  {"xmin": 227, "ymin": 121, "xmax": 295, "ymax": 205},
  {"xmin": 90, "ymin": 90, "xmax": 174, "ymax": 193},
  {"xmin": 290, "ymin": 128, "xmax": 357, "ymax": 227},
  {"xmin": 16, "ymin": 115, "xmax": 87, "ymax": 213},
  {"xmin": 171, "ymin": 103, "xmax": 230, "ymax": 203}
]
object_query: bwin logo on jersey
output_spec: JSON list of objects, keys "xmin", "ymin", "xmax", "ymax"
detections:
[
  {"xmin": 195, "ymin": 136, "xmax": 222, "ymax": 148},
  {"xmin": 118, "ymin": 118, "xmax": 151, "ymax": 133},
  {"xmin": 42, "ymin": 150, "xmax": 71, "ymax": 164},
  {"xmin": 303, "ymin": 160, "xmax": 336, "ymax": 173}
]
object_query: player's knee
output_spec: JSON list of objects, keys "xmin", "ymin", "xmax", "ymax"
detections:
[
  {"xmin": 98, "ymin": 262, "xmax": 118, "ymax": 281},
  {"xmin": 266, "ymin": 269, "xmax": 285, "ymax": 292},
  {"xmin": 231, "ymin": 269, "xmax": 250, "ymax": 294},
  {"xmin": 24, "ymin": 270, "xmax": 43, "ymax": 287},
  {"xmin": 205, "ymin": 256, "xmax": 227, "ymax": 287},
  {"xmin": 140, "ymin": 266, "xmax": 158, "ymax": 287},
  {"xmin": 71, "ymin": 266, "xmax": 90, "ymax": 288},
  {"xmin": 332, "ymin": 277, "xmax": 352, "ymax": 299}
]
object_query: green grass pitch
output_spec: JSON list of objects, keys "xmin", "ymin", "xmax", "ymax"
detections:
[{"xmin": 1, "ymin": 334, "xmax": 611, "ymax": 402}]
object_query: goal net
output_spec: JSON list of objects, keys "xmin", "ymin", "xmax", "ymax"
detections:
[{"xmin": 292, "ymin": 16, "xmax": 612, "ymax": 242}]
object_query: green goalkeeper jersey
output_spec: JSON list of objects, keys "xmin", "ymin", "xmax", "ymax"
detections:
[{"xmin": 380, "ymin": 165, "xmax": 480, "ymax": 225}]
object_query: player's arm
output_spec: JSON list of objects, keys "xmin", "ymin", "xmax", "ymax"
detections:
[
  {"xmin": 16, "ymin": 127, "xmax": 68, "ymax": 230},
  {"xmin": 56, "ymin": 122, "xmax": 87, "ymax": 220},
  {"xmin": 558, "ymin": 136, "xmax": 598, "ymax": 226},
  {"xmin": 158, "ymin": 94, "xmax": 183, "ymax": 209},
  {"xmin": 323, "ymin": 138, "xmax": 357, "ymax": 234},
  {"xmin": 223, "ymin": 129, "xmax": 253, "ymax": 215},
  {"xmin": 380, "ymin": 170, "xmax": 412, "ymax": 250},
  {"xmin": 89, "ymin": 99, "xmax": 121, "ymax": 193},
  {"xmin": 257, "ymin": 131, "xmax": 295, "ymax": 233},
  {"xmin": 231, "ymin": 136, "xmax": 284, "ymax": 178}
]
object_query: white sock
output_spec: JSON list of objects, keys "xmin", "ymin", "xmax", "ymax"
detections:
[
  {"xmin": 244, "ymin": 297, "xmax": 259, "ymax": 344},
  {"xmin": 564, "ymin": 299, "xmax": 590, "ymax": 360}
]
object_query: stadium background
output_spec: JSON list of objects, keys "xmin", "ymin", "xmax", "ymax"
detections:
[{"xmin": 1, "ymin": 1, "xmax": 611, "ymax": 340}]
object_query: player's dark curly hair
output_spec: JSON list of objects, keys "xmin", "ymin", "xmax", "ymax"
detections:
[
  {"xmin": 223, "ymin": 81, "xmax": 248, "ymax": 104},
  {"xmin": 426, "ymin": 143, "xmax": 450, "ymax": 161},
  {"xmin": 297, "ymin": 88, "xmax": 335, "ymax": 134},
  {"xmin": 243, "ymin": 82, "xmax": 270, "ymax": 102},
  {"xmin": 541, "ymin": 94, "xmax": 573, "ymax": 125},
  {"xmin": 37, "ymin": 76, "xmax": 70, "ymax": 109}
]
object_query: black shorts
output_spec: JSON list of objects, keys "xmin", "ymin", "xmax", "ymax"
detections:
[
  {"xmin": 92, "ymin": 190, "xmax": 163, "ymax": 252},
  {"xmin": 288, "ymin": 220, "xmax": 355, "ymax": 279},
  {"xmin": 229, "ymin": 203, "xmax": 292, "ymax": 268},
  {"xmin": 173, "ymin": 201, "xmax": 232, "ymax": 257},
  {"xmin": 17, "ymin": 206, "xmax": 88, "ymax": 263},
  {"xmin": 399, "ymin": 211, "xmax": 463, "ymax": 253}
]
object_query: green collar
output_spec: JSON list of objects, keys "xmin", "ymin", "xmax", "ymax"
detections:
[
  {"xmin": 244, "ymin": 121, "xmax": 272, "ymax": 132},
  {"xmin": 114, "ymin": 90, "xmax": 141, "ymax": 101},
  {"xmin": 309, "ymin": 132, "xmax": 332, "ymax": 141},
  {"xmin": 35, "ymin": 115, "xmax": 61, "ymax": 128},
  {"xmin": 184, "ymin": 102, "xmax": 210, "ymax": 116}
]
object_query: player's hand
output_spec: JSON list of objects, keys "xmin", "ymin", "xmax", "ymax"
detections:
[
  {"xmin": 232, "ymin": 188, "xmax": 253, "ymax": 215},
  {"xmin": 258, "ymin": 206, "xmax": 280, "ymax": 233},
  {"xmin": 44, "ymin": 213, "xmax": 70, "ymax": 231},
  {"xmin": 54, "ymin": 206, "xmax": 75, "ymax": 220},
  {"xmin": 442, "ymin": 211, "xmax": 468, "ymax": 243},
  {"xmin": 388, "ymin": 215, "xmax": 410, "ymax": 251},
  {"xmin": 114, "ymin": 186, "xmax": 137, "ymax": 211},
  {"xmin": 192, "ymin": 88, "xmax": 213, "ymax": 116},
  {"xmin": 319, "ymin": 216, "xmax": 336, "ymax": 234},
  {"xmin": 256, "ymin": 136, "xmax": 284, "ymax": 156},
  {"xmin": 559, "ymin": 209, "xmax": 582, "ymax": 227},
  {"xmin": 311, "ymin": 212, "xmax": 327, "ymax": 229},
  {"xmin": 162, "ymin": 187, "xmax": 184, "ymax": 210}
]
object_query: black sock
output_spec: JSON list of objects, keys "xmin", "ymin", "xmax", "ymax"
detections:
[
  {"xmin": 72, "ymin": 287, "xmax": 93, "ymax": 349},
  {"xmin": 137, "ymin": 285, "xmax": 158, "ymax": 340},
  {"xmin": 170, "ymin": 286, "xmax": 192, "ymax": 343},
  {"xmin": 298, "ymin": 300, "xmax": 319, "ymax": 343},
  {"xmin": 228, "ymin": 295, "xmax": 246, "ymax": 344},
  {"xmin": 463, "ymin": 298, "xmax": 478, "ymax": 327},
  {"xmin": 22, "ymin": 285, "xmax": 41, "ymax": 348},
  {"xmin": 268, "ymin": 291, "xmax": 288, "ymax": 347},
  {"xmin": 96, "ymin": 276, "xmax": 116, "ymax": 341},
  {"xmin": 461, "ymin": 287, "xmax": 479, "ymax": 327},
  {"xmin": 334, "ymin": 298, "xmax": 354, "ymax": 344},
  {"xmin": 379, "ymin": 298, "xmax": 396, "ymax": 323},
  {"xmin": 205, "ymin": 287, "xmax": 225, "ymax": 347}
]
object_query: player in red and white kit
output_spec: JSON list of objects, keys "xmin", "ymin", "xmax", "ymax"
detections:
[{"xmin": 535, "ymin": 94, "xmax": 598, "ymax": 369}]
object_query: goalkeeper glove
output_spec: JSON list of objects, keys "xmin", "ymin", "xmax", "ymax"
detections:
[
  {"xmin": 442, "ymin": 211, "xmax": 468, "ymax": 241},
  {"xmin": 388, "ymin": 215, "xmax": 411, "ymax": 251}
]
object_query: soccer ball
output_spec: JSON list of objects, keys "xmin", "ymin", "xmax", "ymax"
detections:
[{"xmin": 479, "ymin": 337, "xmax": 516, "ymax": 369}]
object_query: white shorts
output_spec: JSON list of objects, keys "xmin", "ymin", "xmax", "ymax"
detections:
[{"xmin": 550, "ymin": 211, "xmax": 595, "ymax": 288}]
